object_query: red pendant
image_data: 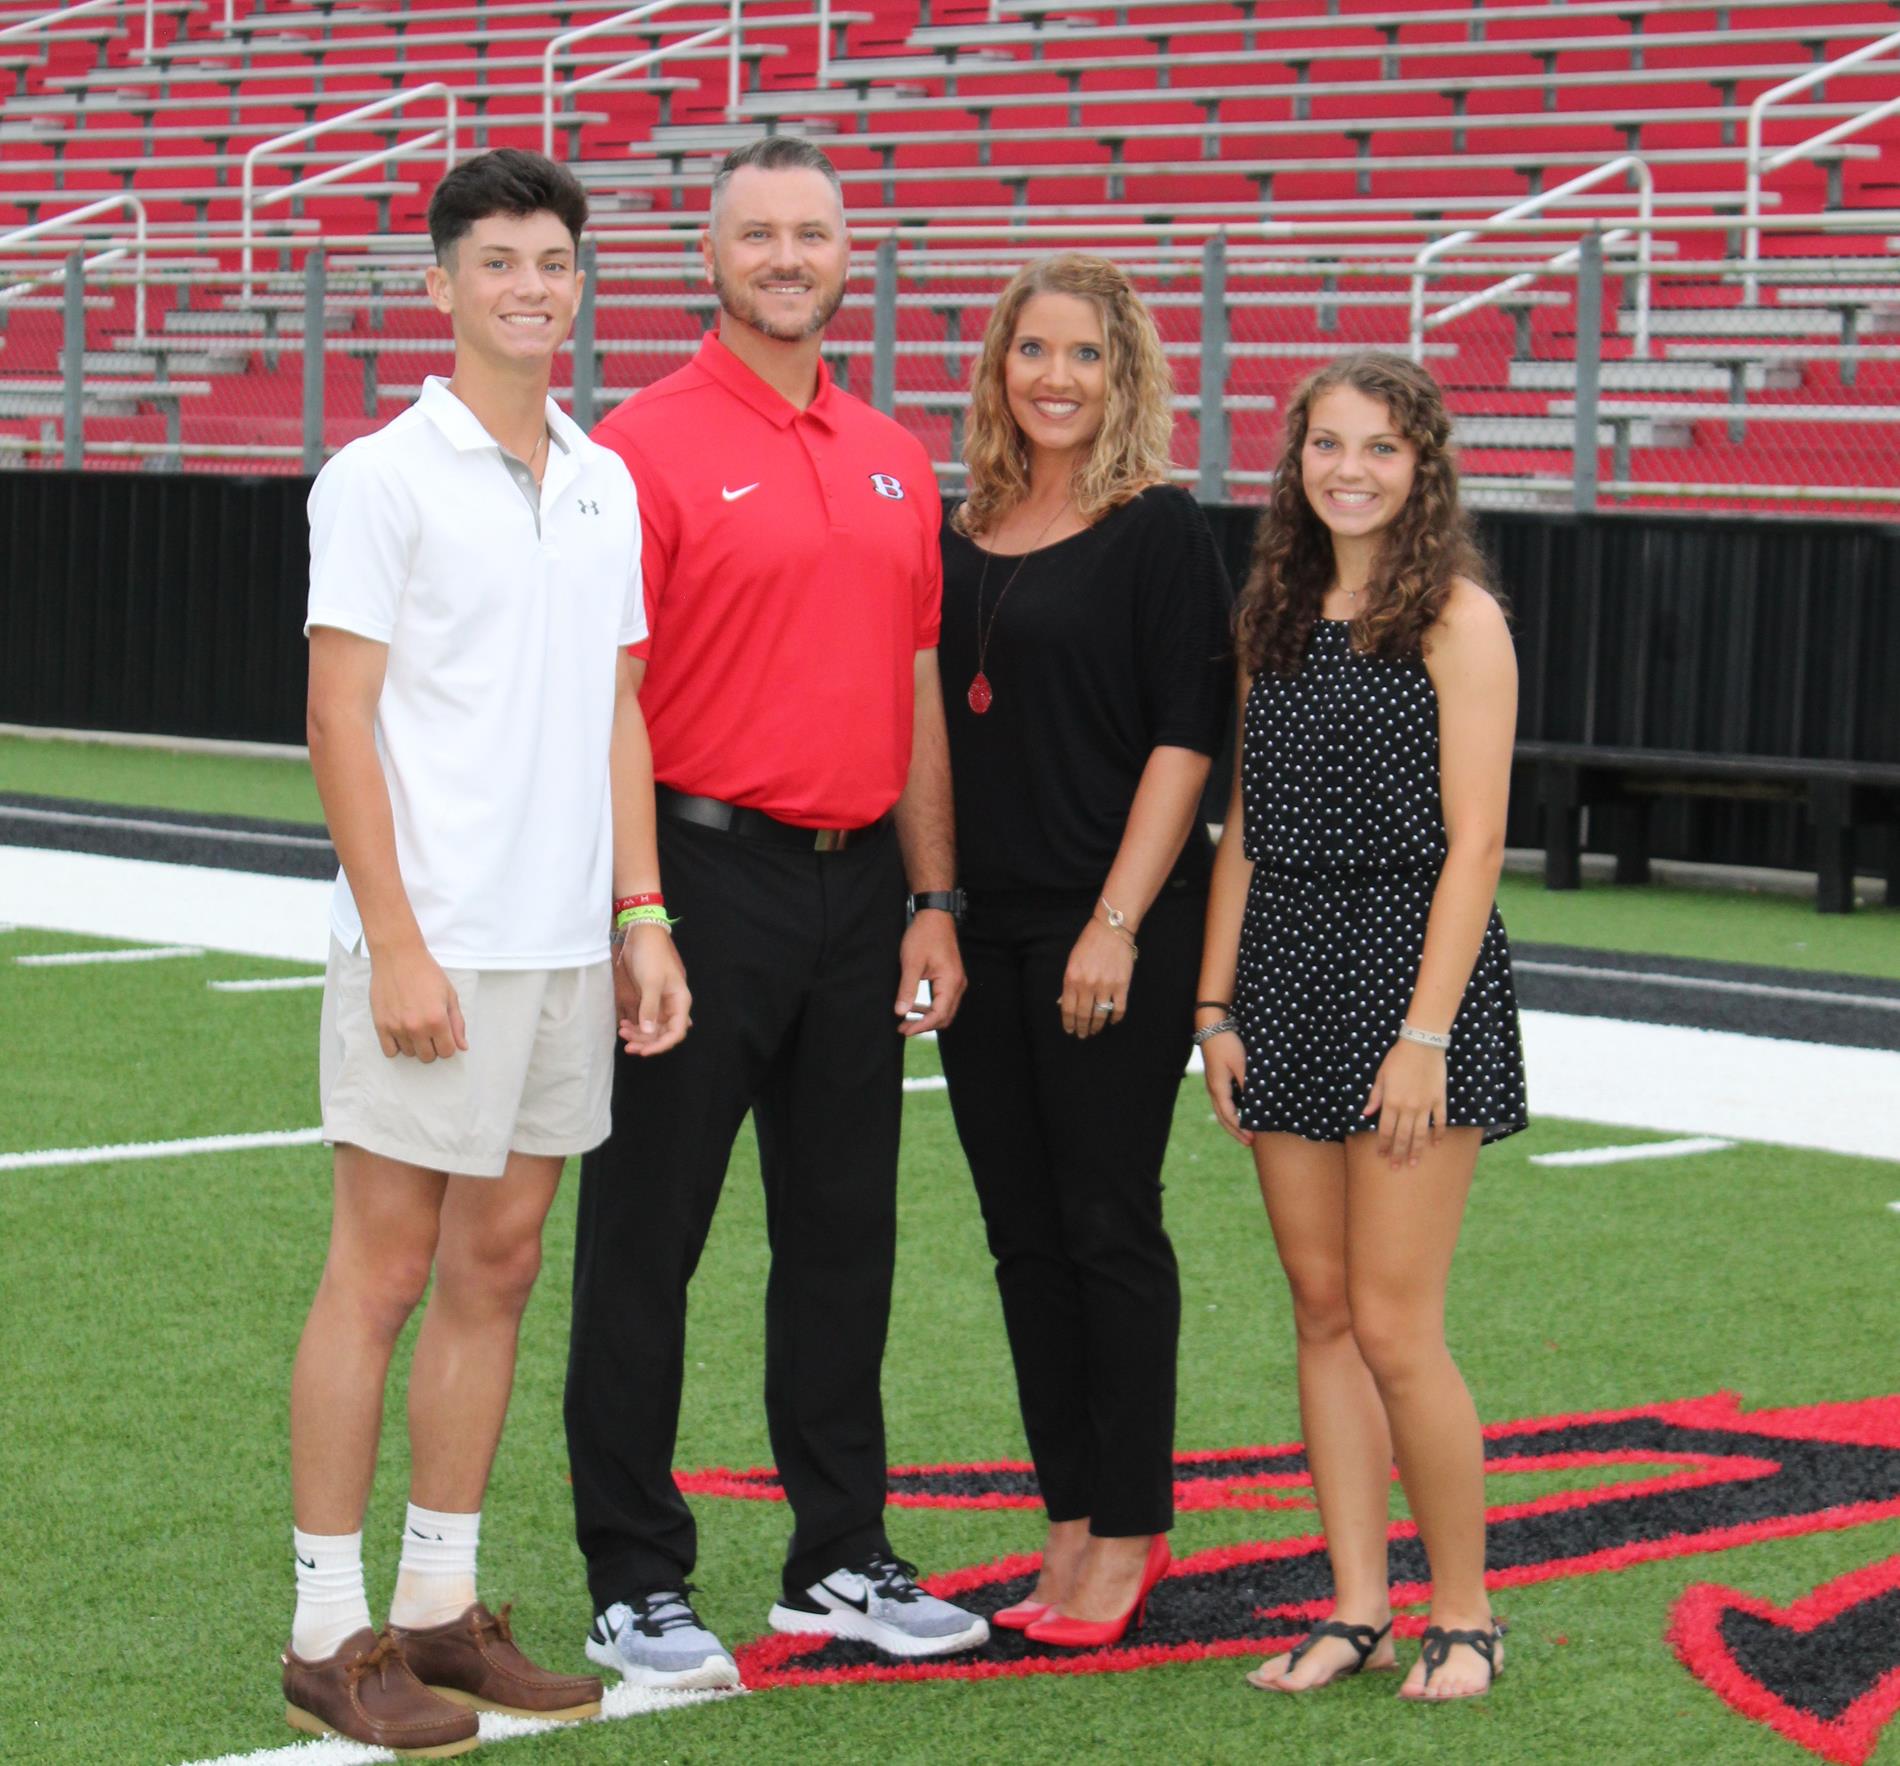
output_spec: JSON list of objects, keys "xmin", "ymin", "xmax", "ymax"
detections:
[{"xmin": 967, "ymin": 672, "xmax": 993, "ymax": 715}]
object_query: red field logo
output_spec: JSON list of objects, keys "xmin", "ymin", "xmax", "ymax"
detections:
[{"xmin": 685, "ymin": 1392, "xmax": 1900, "ymax": 1759}]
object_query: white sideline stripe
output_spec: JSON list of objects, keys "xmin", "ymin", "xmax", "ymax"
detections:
[
  {"xmin": 1521, "ymin": 1010, "xmax": 1900, "ymax": 1165},
  {"xmin": 1888, "ymin": 1200, "xmax": 1900, "ymax": 1213},
  {"xmin": 6, "ymin": 850, "xmax": 1900, "ymax": 1161},
  {"xmin": 16, "ymin": 943, "xmax": 204, "ymax": 966},
  {"xmin": 0, "ymin": 1127, "xmax": 324, "ymax": 1173},
  {"xmin": 1515, "ymin": 958, "xmax": 1900, "ymax": 1012},
  {"xmin": 174, "ymin": 1684, "xmax": 737, "ymax": 1766},
  {"xmin": 209, "ymin": 975, "xmax": 325, "ymax": 992},
  {"xmin": 903, "ymin": 1075, "xmax": 947, "ymax": 1093},
  {"xmin": 0, "ymin": 847, "xmax": 331, "ymax": 962},
  {"xmin": 1532, "ymin": 1136, "xmax": 1736, "ymax": 1167}
]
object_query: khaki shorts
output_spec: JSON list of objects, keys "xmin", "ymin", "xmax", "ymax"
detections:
[{"xmin": 319, "ymin": 938, "xmax": 614, "ymax": 1178}]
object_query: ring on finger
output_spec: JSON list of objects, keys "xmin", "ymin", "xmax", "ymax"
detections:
[{"xmin": 1094, "ymin": 1000, "xmax": 1116, "ymax": 1014}]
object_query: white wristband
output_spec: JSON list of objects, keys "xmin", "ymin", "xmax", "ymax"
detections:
[{"xmin": 1399, "ymin": 1023, "xmax": 1451, "ymax": 1050}]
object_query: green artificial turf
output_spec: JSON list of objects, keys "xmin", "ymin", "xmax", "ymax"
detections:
[
  {"xmin": 2, "ymin": 927, "xmax": 1897, "ymax": 1764},
  {"xmin": 0, "ymin": 732, "xmax": 323, "ymax": 825}
]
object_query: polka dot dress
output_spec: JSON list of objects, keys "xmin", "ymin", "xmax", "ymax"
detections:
[{"xmin": 1235, "ymin": 620, "xmax": 1528, "ymax": 1143}]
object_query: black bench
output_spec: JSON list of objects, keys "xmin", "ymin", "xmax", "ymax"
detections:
[{"xmin": 1516, "ymin": 742, "xmax": 1900, "ymax": 915}]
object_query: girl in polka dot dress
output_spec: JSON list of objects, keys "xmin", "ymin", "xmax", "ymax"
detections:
[{"xmin": 1197, "ymin": 351, "xmax": 1527, "ymax": 1702}]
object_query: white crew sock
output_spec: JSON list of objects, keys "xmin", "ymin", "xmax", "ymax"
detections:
[
  {"xmin": 291, "ymin": 1528, "xmax": 372, "ymax": 1661},
  {"xmin": 388, "ymin": 1503, "xmax": 481, "ymax": 1630}
]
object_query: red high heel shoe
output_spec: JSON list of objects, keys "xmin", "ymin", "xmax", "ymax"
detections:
[
  {"xmin": 991, "ymin": 1599, "xmax": 1052, "ymax": 1631},
  {"xmin": 1024, "ymin": 1537, "xmax": 1171, "ymax": 1648}
]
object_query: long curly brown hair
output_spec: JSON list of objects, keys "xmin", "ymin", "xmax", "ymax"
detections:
[
  {"xmin": 1236, "ymin": 350, "xmax": 1492, "ymax": 677},
  {"xmin": 953, "ymin": 252, "xmax": 1174, "ymax": 537}
]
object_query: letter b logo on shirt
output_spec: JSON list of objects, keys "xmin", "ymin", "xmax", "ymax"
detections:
[{"xmin": 868, "ymin": 473, "xmax": 906, "ymax": 500}]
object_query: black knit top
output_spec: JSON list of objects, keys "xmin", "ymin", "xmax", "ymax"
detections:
[{"xmin": 939, "ymin": 484, "xmax": 1233, "ymax": 896}]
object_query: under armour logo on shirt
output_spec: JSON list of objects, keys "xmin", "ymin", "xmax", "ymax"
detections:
[
  {"xmin": 868, "ymin": 473, "xmax": 906, "ymax": 500},
  {"xmin": 578, "ymin": 498, "xmax": 600, "ymax": 515}
]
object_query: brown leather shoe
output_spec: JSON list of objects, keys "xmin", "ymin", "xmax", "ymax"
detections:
[
  {"xmin": 282, "ymin": 1627, "xmax": 479, "ymax": 1758},
  {"xmin": 393, "ymin": 1601, "xmax": 604, "ymax": 1721}
]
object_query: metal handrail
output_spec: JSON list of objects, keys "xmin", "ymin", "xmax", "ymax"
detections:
[
  {"xmin": 0, "ymin": 0, "xmax": 157, "ymax": 57},
  {"xmin": 1410, "ymin": 156, "xmax": 1654, "ymax": 361},
  {"xmin": 0, "ymin": 195, "xmax": 149, "ymax": 341},
  {"xmin": 241, "ymin": 84, "xmax": 457, "ymax": 303},
  {"xmin": 540, "ymin": 0, "xmax": 831, "ymax": 154},
  {"xmin": 1742, "ymin": 27, "xmax": 1900, "ymax": 304}
]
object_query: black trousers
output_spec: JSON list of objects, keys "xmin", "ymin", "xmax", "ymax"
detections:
[
  {"xmin": 936, "ymin": 882, "xmax": 1197, "ymax": 1538},
  {"xmin": 564, "ymin": 815, "xmax": 905, "ymax": 1606}
]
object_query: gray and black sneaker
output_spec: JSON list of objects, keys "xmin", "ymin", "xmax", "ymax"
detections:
[
  {"xmin": 767, "ymin": 1555, "xmax": 989, "ymax": 1658},
  {"xmin": 585, "ymin": 1588, "xmax": 741, "ymax": 1690}
]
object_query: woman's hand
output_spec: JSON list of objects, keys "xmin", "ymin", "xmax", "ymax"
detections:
[
  {"xmin": 1200, "ymin": 1025, "xmax": 1252, "ymax": 1147},
  {"xmin": 1058, "ymin": 917, "xmax": 1136, "ymax": 1038},
  {"xmin": 1362, "ymin": 1037, "xmax": 1448, "ymax": 1168}
]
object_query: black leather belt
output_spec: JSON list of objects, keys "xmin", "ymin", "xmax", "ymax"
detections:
[{"xmin": 655, "ymin": 786, "xmax": 890, "ymax": 853}]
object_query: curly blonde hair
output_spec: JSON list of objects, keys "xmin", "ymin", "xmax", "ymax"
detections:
[
  {"xmin": 1236, "ymin": 350, "xmax": 1495, "ymax": 676},
  {"xmin": 954, "ymin": 253, "xmax": 1174, "ymax": 537}
]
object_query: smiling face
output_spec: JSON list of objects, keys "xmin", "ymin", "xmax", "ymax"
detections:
[
  {"xmin": 702, "ymin": 165, "xmax": 849, "ymax": 343},
  {"xmin": 1300, "ymin": 385, "xmax": 1419, "ymax": 539},
  {"xmin": 425, "ymin": 208, "xmax": 580, "ymax": 372},
  {"xmin": 1003, "ymin": 291, "xmax": 1108, "ymax": 465}
]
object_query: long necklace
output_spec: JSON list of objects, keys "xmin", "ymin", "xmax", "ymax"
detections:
[{"xmin": 968, "ymin": 495, "xmax": 1072, "ymax": 715}]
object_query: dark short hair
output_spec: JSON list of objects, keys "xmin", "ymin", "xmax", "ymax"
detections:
[
  {"xmin": 708, "ymin": 135, "xmax": 843, "ymax": 220},
  {"xmin": 428, "ymin": 149, "xmax": 589, "ymax": 262}
]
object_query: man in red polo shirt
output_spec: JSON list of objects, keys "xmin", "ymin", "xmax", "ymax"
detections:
[{"xmin": 564, "ymin": 137, "xmax": 986, "ymax": 1681}]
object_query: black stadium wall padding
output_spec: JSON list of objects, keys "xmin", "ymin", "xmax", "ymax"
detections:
[{"xmin": 2, "ymin": 471, "xmax": 1896, "ymax": 875}]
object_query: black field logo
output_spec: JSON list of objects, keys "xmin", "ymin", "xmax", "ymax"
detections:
[{"xmin": 684, "ymin": 1393, "xmax": 1900, "ymax": 1761}]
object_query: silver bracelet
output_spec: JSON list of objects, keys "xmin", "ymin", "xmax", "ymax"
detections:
[
  {"xmin": 1192, "ymin": 1015, "xmax": 1239, "ymax": 1046},
  {"xmin": 1398, "ymin": 1023, "xmax": 1451, "ymax": 1050}
]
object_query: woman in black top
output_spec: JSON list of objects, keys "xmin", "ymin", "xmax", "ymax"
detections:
[{"xmin": 937, "ymin": 253, "xmax": 1231, "ymax": 1648}]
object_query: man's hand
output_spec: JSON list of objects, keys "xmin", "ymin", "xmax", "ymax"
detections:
[
  {"xmin": 894, "ymin": 909, "xmax": 965, "ymax": 1036},
  {"xmin": 617, "ymin": 926, "xmax": 691, "ymax": 1056},
  {"xmin": 369, "ymin": 941, "xmax": 467, "ymax": 1062}
]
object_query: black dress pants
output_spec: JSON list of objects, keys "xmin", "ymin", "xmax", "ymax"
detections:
[
  {"xmin": 936, "ymin": 882, "xmax": 1197, "ymax": 1538},
  {"xmin": 565, "ymin": 815, "xmax": 905, "ymax": 1607}
]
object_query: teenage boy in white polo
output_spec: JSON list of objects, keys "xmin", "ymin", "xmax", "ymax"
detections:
[{"xmin": 281, "ymin": 149, "xmax": 690, "ymax": 1756}]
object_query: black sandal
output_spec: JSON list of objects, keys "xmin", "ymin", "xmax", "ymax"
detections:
[
  {"xmin": 1247, "ymin": 1618, "xmax": 1394, "ymax": 1692},
  {"xmin": 1406, "ymin": 1620, "xmax": 1506, "ymax": 1700}
]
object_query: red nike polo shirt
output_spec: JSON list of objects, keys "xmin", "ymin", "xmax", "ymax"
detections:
[{"xmin": 593, "ymin": 332, "xmax": 943, "ymax": 829}]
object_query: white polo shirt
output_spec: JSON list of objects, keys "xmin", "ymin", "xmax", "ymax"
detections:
[{"xmin": 306, "ymin": 376, "xmax": 645, "ymax": 969}]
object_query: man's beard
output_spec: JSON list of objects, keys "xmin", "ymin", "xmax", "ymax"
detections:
[{"xmin": 710, "ymin": 261, "xmax": 846, "ymax": 341}]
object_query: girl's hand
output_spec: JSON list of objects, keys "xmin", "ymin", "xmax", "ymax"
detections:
[
  {"xmin": 1362, "ymin": 1037, "xmax": 1448, "ymax": 1168},
  {"xmin": 1201, "ymin": 1027, "xmax": 1253, "ymax": 1147},
  {"xmin": 1059, "ymin": 917, "xmax": 1135, "ymax": 1039}
]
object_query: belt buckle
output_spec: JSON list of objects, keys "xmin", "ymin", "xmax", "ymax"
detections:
[{"xmin": 813, "ymin": 827, "xmax": 848, "ymax": 853}]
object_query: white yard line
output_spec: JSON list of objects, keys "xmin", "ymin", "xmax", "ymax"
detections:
[
  {"xmin": 174, "ymin": 1684, "xmax": 737, "ymax": 1766},
  {"xmin": 16, "ymin": 943, "xmax": 204, "ymax": 966},
  {"xmin": 1515, "ymin": 957, "xmax": 1900, "ymax": 1012},
  {"xmin": 903, "ymin": 1075, "xmax": 947, "ymax": 1093},
  {"xmin": 209, "ymin": 975, "xmax": 326, "ymax": 993},
  {"xmin": 1531, "ymin": 1136, "xmax": 1736, "ymax": 1167},
  {"xmin": 0, "ymin": 1127, "xmax": 325, "ymax": 1173}
]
